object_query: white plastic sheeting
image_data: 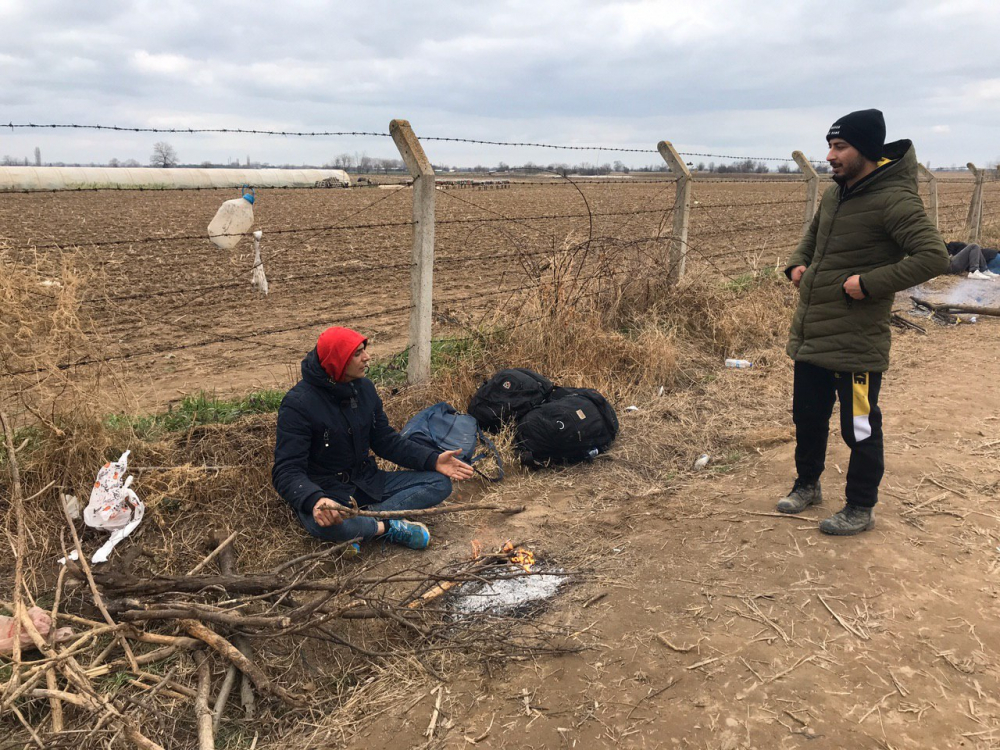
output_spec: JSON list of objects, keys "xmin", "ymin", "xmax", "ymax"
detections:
[{"xmin": 0, "ymin": 167, "xmax": 351, "ymax": 191}]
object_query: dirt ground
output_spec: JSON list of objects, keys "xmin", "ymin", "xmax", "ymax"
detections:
[{"xmin": 340, "ymin": 297, "xmax": 1000, "ymax": 750}]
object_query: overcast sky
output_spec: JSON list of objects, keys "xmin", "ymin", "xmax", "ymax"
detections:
[{"xmin": 2, "ymin": 0, "xmax": 1000, "ymax": 169}]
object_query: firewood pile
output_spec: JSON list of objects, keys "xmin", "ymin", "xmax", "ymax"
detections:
[
  {"xmin": 2, "ymin": 511, "xmax": 574, "ymax": 749},
  {"xmin": 1, "ymin": 412, "xmax": 575, "ymax": 749}
]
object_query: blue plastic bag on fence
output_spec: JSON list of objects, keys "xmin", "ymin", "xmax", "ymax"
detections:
[{"xmin": 401, "ymin": 402, "xmax": 503, "ymax": 481}]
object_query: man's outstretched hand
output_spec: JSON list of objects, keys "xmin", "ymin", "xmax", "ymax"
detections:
[
  {"xmin": 313, "ymin": 497, "xmax": 348, "ymax": 527},
  {"xmin": 435, "ymin": 449, "xmax": 475, "ymax": 481}
]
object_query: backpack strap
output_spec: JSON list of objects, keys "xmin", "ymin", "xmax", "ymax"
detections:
[{"xmin": 472, "ymin": 427, "xmax": 504, "ymax": 482}]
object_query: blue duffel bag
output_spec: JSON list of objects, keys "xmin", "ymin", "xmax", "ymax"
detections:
[{"xmin": 401, "ymin": 402, "xmax": 503, "ymax": 481}]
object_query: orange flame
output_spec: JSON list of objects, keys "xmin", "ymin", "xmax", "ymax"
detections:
[
  {"xmin": 470, "ymin": 539, "xmax": 483, "ymax": 560},
  {"xmin": 510, "ymin": 548, "xmax": 535, "ymax": 572}
]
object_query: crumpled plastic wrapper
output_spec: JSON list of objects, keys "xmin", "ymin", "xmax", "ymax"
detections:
[
  {"xmin": 83, "ymin": 449, "xmax": 145, "ymax": 563},
  {"xmin": 0, "ymin": 606, "xmax": 73, "ymax": 654},
  {"xmin": 251, "ymin": 230, "xmax": 268, "ymax": 295}
]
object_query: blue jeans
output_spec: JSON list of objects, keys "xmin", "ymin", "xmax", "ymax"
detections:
[{"xmin": 297, "ymin": 471, "xmax": 452, "ymax": 543}]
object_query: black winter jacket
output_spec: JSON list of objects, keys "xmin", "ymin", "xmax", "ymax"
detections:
[{"xmin": 271, "ymin": 349, "xmax": 440, "ymax": 514}]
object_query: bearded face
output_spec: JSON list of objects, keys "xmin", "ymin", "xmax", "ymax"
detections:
[{"xmin": 827, "ymin": 139, "xmax": 870, "ymax": 186}]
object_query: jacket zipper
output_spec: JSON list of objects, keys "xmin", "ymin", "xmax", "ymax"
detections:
[{"xmin": 800, "ymin": 191, "xmax": 850, "ymax": 342}]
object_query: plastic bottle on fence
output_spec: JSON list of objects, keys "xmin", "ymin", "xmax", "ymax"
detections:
[
  {"xmin": 208, "ymin": 186, "xmax": 255, "ymax": 249},
  {"xmin": 725, "ymin": 359, "xmax": 753, "ymax": 369}
]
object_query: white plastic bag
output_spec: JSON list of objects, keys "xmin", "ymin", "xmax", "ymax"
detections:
[
  {"xmin": 208, "ymin": 186, "xmax": 255, "ymax": 250},
  {"xmin": 83, "ymin": 450, "xmax": 145, "ymax": 563}
]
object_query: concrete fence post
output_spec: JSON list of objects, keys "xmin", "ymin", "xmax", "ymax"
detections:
[
  {"xmin": 656, "ymin": 141, "xmax": 691, "ymax": 283},
  {"xmin": 916, "ymin": 163, "xmax": 939, "ymax": 230},
  {"xmin": 965, "ymin": 162, "xmax": 984, "ymax": 244},
  {"xmin": 390, "ymin": 119, "xmax": 435, "ymax": 384},
  {"xmin": 792, "ymin": 151, "xmax": 820, "ymax": 234}
]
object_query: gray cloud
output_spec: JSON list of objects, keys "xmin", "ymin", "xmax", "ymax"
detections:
[{"xmin": 2, "ymin": 0, "xmax": 1000, "ymax": 168}]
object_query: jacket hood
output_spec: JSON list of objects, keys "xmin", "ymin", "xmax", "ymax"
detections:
[
  {"xmin": 300, "ymin": 349, "xmax": 369, "ymax": 401},
  {"xmin": 300, "ymin": 348, "xmax": 340, "ymax": 389},
  {"xmin": 849, "ymin": 139, "xmax": 917, "ymax": 195}
]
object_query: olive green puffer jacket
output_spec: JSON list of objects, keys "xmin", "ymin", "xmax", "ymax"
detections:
[{"xmin": 785, "ymin": 139, "xmax": 948, "ymax": 372}]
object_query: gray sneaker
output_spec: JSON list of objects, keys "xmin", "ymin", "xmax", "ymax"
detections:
[
  {"xmin": 776, "ymin": 480, "xmax": 822, "ymax": 514},
  {"xmin": 819, "ymin": 505, "xmax": 875, "ymax": 536}
]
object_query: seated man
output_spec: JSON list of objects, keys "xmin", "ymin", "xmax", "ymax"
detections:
[
  {"xmin": 272, "ymin": 326, "xmax": 473, "ymax": 550},
  {"xmin": 945, "ymin": 241, "xmax": 998, "ymax": 280}
]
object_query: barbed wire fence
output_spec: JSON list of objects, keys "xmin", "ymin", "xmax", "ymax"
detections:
[{"xmin": 0, "ymin": 121, "xmax": 984, "ymax": 412}]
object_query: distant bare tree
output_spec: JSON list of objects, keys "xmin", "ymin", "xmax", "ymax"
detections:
[
  {"xmin": 109, "ymin": 157, "xmax": 121, "ymax": 168},
  {"xmin": 34, "ymin": 147, "xmax": 41, "ymax": 166},
  {"xmin": 150, "ymin": 141, "xmax": 179, "ymax": 168}
]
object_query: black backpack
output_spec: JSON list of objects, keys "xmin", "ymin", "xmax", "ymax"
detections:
[
  {"xmin": 515, "ymin": 387, "xmax": 619, "ymax": 467},
  {"xmin": 467, "ymin": 368, "xmax": 554, "ymax": 432}
]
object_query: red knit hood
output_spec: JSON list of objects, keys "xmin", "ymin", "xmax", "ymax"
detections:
[{"xmin": 316, "ymin": 327, "xmax": 367, "ymax": 382}]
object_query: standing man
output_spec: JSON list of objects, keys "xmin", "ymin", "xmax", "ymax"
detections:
[{"xmin": 778, "ymin": 109, "xmax": 948, "ymax": 535}]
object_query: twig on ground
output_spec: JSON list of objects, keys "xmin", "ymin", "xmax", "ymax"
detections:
[
  {"xmin": 424, "ymin": 685, "xmax": 444, "ymax": 740},
  {"xmin": 186, "ymin": 530, "xmax": 238, "ymax": 576},
  {"xmin": 737, "ymin": 655, "xmax": 815, "ymax": 700},
  {"xmin": 818, "ymin": 595, "xmax": 870, "ymax": 641},
  {"xmin": 656, "ymin": 633, "xmax": 696, "ymax": 652},
  {"xmin": 858, "ymin": 691, "xmax": 896, "ymax": 724},
  {"xmin": 625, "ymin": 676, "xmax": 679, "ymax": 720}
]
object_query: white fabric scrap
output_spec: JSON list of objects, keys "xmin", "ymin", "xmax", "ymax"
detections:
[
  {"xmin": 251, "ymin": 230, "xmax": 268, "ymax": 295},
  {"xmin": 83, "ymin": 450, "xmax": 144, "ymax": 563}
]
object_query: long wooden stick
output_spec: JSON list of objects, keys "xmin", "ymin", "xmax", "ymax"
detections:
[
  {"xmin": 911, "ymin": 295, "xmax": 1000, "ymax": 317},
  {"xmin": 343, "ymin": 501, "xmax": 501, "ymax": 519},
  {"xmin": 195, "ymin": 653, "xmax": 215, "ymax": 750},
  {"xmin": 213, "ymin": 532, "xmax": 255, "ymax": 721},
  {"xmin": 47, "ymin": 563, "xmax": 68, "ymax": 732}
]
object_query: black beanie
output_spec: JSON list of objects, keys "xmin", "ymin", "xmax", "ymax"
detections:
[{"xmin": 826, "ymin": 109, "xmax": 885, "ymax": 162}]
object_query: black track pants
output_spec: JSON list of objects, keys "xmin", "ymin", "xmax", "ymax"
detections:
[{"xmin": 792, "ymin": 361, "xmax": 884, "ymax": 508}]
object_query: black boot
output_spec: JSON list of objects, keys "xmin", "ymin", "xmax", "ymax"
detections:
[
  {"xmin": 776, "ymin": 479, "xmax": 822, "ymax": 514},
  {"xmin": 819, "ymin": 504, "xmax": 875, "ymax": 536}
]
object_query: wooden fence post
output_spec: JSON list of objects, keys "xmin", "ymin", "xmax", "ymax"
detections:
[
  {"xmin": 656, "ymin": 141, "xmax": 691, "ymax": 283},
  {"xmin": 390, "ymin": 119, "xmax": 435, "ymax": 384},
  {"xmin": 916, "ymin": 163, "xmax": 939, "ymax": 230},
  {"xmin": 792, "ymin": 151, "xmax": 820, "ymax": 234},
  {"xmin": 965, "ymin": 162, "xmax": 984, "ymax": 244}
]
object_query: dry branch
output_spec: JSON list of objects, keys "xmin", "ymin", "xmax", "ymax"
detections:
[
  {"xmin": 910, "ymin": 295, "xmax": 1000, "ymax": 317},
  {"xmin": 195, "ymin": 652, "xmax": 214, "ymax": 750},
  {"xmin": 179, "ymin": 618, "xmax": 305, "ymax": 708}
]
